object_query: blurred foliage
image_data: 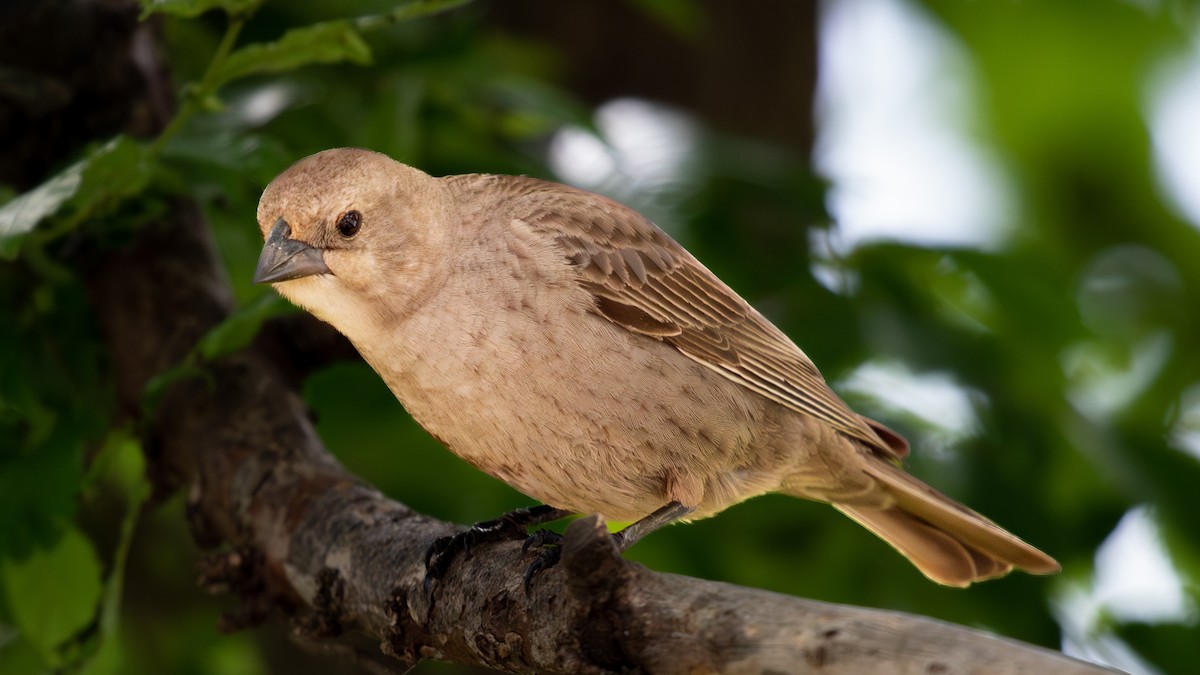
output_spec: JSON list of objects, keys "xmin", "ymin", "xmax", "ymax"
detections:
[{"xmin": 1, "ymin": 0, "xmax": 1198, "ymax": 673}]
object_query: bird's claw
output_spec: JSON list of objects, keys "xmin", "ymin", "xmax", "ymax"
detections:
[
  {"xmin": 521, "ymin": 529, "xmax": 564, "ymax": 595},
  {"xmin": 423, "ymin": 517, "xmax": 524, "ymax": 597},
  {"xmin": 422, "ymin": 534, "xmax": 459, "ymax": 597}
]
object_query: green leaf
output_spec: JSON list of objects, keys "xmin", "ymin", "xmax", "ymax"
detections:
[
  {"xmin": 138, "ymin": 0, "xmax": 260, "ymax": 20},
  {"xmin": 0, "ymin": 633, "xmax": 50, "ymax": 675},
  {"xmin": 0, "ymin": 137, "xmax": 150, "ymax": 261},
  {"xmin": 139, "ymin": 294, "xmax": 290, "ymax": 418},
  {"xmin": 77, "ymin": 433, "xmax": 148, "ymax": 675},
  {"xmin": 205, "ymin": 0, "xmax": 474, "ymax": 87},
  {"xmin": 0, "ymin": 417, "xmax": 87, "ymax": 560},
  {"xmin": 196, "ymin": 292, "xmax": 291, "ymax": 361},
  {"xmin": 212, "ymin": 21, "xmax": 372, "ymax": 87},
  {"xmin": 353, "ymin": 0, "xmax": 476, "ymax": 33},
  {"xmin": 0, "ymin": 165, "xmax": 82, "ymax": 259},
  {"xmin": 82, "ymin": 429, "xmax": 146, "ymax": 499},
  {"xmin": 139, "ymin": 363, "xmax": 210, "ymax": 421},
  {"xmin": 1, "ymin": 527, "xmax": 102, "ymax": 664}
]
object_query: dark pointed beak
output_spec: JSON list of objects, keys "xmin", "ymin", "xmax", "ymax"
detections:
[{"xmin": 253, "ymin": 219, "xmax": 331, "ymax": 284}]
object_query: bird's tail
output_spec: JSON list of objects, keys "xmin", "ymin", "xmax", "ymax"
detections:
[{"xmin": 829, "ymin": 459, "xmax": 1060, "ymax": 587}]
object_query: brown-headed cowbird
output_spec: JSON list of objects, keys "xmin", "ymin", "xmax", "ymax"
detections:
[{"xmin": 254, "ymin": 148, "xmax": 1059, "ymax": 587}]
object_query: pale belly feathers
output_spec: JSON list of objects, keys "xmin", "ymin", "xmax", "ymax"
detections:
[{"xmin": 357, "ymin": 279, "xmax": 792, "ymax": 522}]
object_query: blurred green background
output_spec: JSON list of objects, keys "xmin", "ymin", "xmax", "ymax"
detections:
[{"xmin": 2, "ymin": 0, "xmax": 1199, "ymax": 673}]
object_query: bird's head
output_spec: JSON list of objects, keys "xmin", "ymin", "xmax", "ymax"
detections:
[{"xmin": 254, "ymin": 148, "xmax": 456, "ymax": 334}]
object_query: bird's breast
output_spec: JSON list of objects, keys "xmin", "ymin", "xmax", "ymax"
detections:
[{"xmin": 353, "ymin": 246, "xmax": 782, "ymax": 520}]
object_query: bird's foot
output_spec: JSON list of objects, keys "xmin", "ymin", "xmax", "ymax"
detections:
[
  {"xmin": 422, "ymin": 505, "xmax": 572, "ymax": 600},
  {"xmin": 521, "ymin": 529, "xmax": 564, "ymax": 595},
  {"xmin": 423, "ymin": 516, "xmax": 523, "ymax": 596}
]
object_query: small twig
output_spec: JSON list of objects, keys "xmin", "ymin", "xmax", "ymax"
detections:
[{"xmin": 149, "ymin": 13, "xmax": 248, "ymax": 159}]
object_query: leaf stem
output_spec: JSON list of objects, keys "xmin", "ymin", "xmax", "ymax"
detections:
[{"xmin": 149, "ymin": 13, "xmax": 248, "ymax": 159}]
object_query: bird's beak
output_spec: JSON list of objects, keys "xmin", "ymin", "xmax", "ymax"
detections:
[{"xmin": 253, "ymin": 218, "xmax": 331, "ymax": 284}]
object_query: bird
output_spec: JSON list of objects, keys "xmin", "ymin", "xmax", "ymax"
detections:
[{"xmin": 253, "ymin": 147, "xmax": 1060, "ymax": 588}]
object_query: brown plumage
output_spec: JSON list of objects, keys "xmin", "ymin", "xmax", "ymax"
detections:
[{"xmin": 254, "ymin": 148, "xmax": 1060, "ymax": 587}]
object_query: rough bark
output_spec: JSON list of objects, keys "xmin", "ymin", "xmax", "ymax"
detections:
[{"xmin": 7, "ymin": 2, "xmax": 1114, "ymax": 674}]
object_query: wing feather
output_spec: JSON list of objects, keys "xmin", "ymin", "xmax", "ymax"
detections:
[{"xmin": 507, "ymin": 178, "xmax": 899, "ymax": 457}]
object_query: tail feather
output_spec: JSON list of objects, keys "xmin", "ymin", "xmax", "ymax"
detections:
[{"xmin": 832, "ymin": 459, "xmax": 1059, "ymax": 587}]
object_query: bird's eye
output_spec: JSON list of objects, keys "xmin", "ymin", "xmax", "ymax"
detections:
[{"xmin": 336, "ymin": 210, "xmax": 362, "ymax": 238}]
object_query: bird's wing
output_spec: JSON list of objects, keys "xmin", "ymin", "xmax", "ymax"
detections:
[{"xmin": 508, "ymin": 178, "xmax": 905, "ymax": 460}]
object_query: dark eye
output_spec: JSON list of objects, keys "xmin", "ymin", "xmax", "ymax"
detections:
[{"xmin": 336, "ymin": 210, "xmax": 362, "ymax": 238}]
